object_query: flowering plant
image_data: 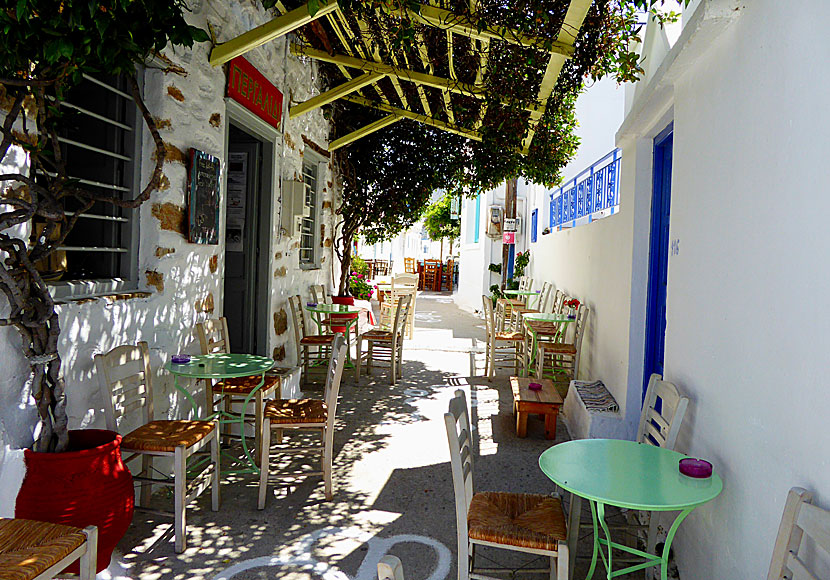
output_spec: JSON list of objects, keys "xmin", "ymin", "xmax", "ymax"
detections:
[
  {"xmin": 349, "ymin": 271, "xmax": 375, "ymax": 300},
  {"xmin": 565, "ymin": 298, "xmax": 580, "ymax": 309}
]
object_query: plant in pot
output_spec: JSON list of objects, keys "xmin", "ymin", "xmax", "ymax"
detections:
[
  {"xmin": 488, "ymin": 263, "xmax": 502, "ymax": 274},
  {"xmin": 0, "ymin": 1, "xmax": 208, "ymax": 572}
]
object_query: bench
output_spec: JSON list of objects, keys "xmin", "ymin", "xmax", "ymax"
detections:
[{"xmin": 510, "ymin": 376, "xmax": 563, "ymax": 439}]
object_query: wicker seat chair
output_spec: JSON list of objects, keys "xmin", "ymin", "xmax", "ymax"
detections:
[
  {"xmin": 288, "ymin": 295, "xmax": 336, "ymax": 386},
  {"xmin": 356, "ymin": 293, "xmax": 412, "ymax": 385},
  {"xmin": 535, "ymin": 304, "xmax": 589, "ymax": 384},
  {"xmin": 258, "ymin": 334, "xmax": 347, "ymax": 507},
  {"xmin": 95, "ymin": 342, "xmax": 219, "ymax": 553},
  {"xmin": 482, "ymin": 295, "xmax": 524, "ymax": 380},
  {"xmin": 445, "ymin": 390, "xmax": 569, "ymax": 580},
  {"xmin": 0, "ymin": 519, "xmax": 98, "ymax": 580}
]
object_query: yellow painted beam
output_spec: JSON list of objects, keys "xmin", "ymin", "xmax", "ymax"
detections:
[
  {"xmin": 290, "ymin": 72, "xmax": 386, "ymax": 119},
  {"xmin": 344, "ymin": 95, "xmax": 482, "ymax": 141},
  {"xmin": 402, "ymin": 4, "xmax": 575, "ymax": 57},
  {"xmin": 444, "ymin": 29, "xmax": 455, "ymax": 124},
  {"xmin": 209, "ymin": 1, "xmax": 338, "ymax": 66},
  {"xmin": 333, "ymin": 9, "xmax": 393, "ymax": 107},
  {"xmin": 521, "ymin": 0, "xmax": 592, "ymax": 154},
  {"xmin": 369, "ymin": 10, "xmax": 410, "ymax": 110},
  {"xmin": 292, "ymin": 44, "xmax": 487, "ymax": 98},
  {"xmin": 329, "ymin": 114, "xmax": 401, "ymax": 151}
]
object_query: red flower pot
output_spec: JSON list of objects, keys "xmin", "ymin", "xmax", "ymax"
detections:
[
  {"xmin": 16, "ymin": 429, "xmax": 134, "ymax": 573},
  {"xmin": 331, "ymin": 295, "xmax": 359, "ymax": 334}
]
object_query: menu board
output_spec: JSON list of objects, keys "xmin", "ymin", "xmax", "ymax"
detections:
[{"xmin": 187, "ymin": 149, "xmax": 221, "ymax": 245}]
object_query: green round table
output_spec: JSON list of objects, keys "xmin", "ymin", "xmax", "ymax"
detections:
[
  {"xmin": 306, "ymin": 303, "xmax": 361, "ymax": 365},
  {"xmin": 522, "ymin": 312, "xmax": 573, "ymax": 374},
  {"xmin": 166, "ymin": 353, "xmax": 274, "ymax": 473},
  {"xmin": 539, "ymin": 439, "xmax": 723, "ymax": 580},
  {"xmin": 503, "ymin": 288, "xmax": 542, "ymax": 309}
]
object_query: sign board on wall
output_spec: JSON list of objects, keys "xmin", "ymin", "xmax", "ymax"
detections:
[
  {"xmin": 503, "ymin": 218, "xmax": 517, "ymax": 232},
  {"xmin": 226, "ymin": 56, "xmax": 283, "ymax": 130},
  {"xmin": 450, "ymin": 196, "xmax": 460, "ymax": 220},
  {"xmin": 187, "ymin": 149, "xmax": 221, "ymax": 245},
  {"xmin": 503, "ymin": 232, "xmax": 515, "ymax": 245}
]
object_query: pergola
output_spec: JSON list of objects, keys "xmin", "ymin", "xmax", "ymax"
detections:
[{"xmin": 209, "ymin": 0, "xmax": 594, "ymax": 154}]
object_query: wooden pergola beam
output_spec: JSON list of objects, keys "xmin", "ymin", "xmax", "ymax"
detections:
[
  {"xmin": 291, "ymin": 44, "xmax": 488, "ymax": 98},
  {"xmin": 344, "ymin": 95, "xmax": 482, "ymax": 141},
  {"xmin": 290, "ymin": 72, "xmax": 386, "ymax": 119},
  {"xmin": 402, "ymin": 4, "xmax": 576, "ymax": 57},
  {"xmin": 521, "ymin": 0, "xmax": 592, "ymax": 154},
  {"xmin": 329, "ymin": 115, "xmax": 401, "ymax": 151},
  {"xmin": 209, "ymin": 1, "xmax": 338, "ymax": 66}
]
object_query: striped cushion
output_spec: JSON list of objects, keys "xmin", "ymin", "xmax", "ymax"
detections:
[
  {"xmin": 468, "ymin": 492, "xmax": 567, "ymax": 551},
  {"xmin": 122, "ymin": 420, "xmax": 215, "ymax": 452},
  {"xmin": 0, "ymin": 518, "xmax": 87, "ymax": 580},
  {"xmin": 264, "ymin": 399, "xmax": 327, "ymax": 424},
  {"xmin": 213, "ymin": 374, "xmax": 279, "ymax": 394}
]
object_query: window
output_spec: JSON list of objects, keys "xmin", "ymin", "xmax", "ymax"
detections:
[
  {"xmin": 531, "ymin": 209, "xmax": 538, "ymax": 243},
  {"xmin": 473, "ymin": 194, "xmax": 481, "ymax": 243},
  {"xmin": 548, "ymin": 148, "xmax": 621, "ymax": 232},
  {"xmin": 35, "ymin": 73, "xmax": 141, "ymax": 294},
  {"xmin": 299, "ymin": 159, "xmax": 321, "ymax": 268}
]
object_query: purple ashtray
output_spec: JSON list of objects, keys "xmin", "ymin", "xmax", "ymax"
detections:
[
  {"xmin": 679, "ymin": 458, "xmax": 713, "ymax": 479},
  {"xmin": 171, "ymin": 354, "xmax": 191, "ymax": 364},
  {"xmin": 528, "ymin": 382, "xmax": 543, "ymax": 391},
  {"xmin": 306, "ymin": 302, "xmax": 318, "ymax": 308}
]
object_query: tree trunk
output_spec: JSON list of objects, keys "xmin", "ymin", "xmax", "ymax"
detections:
[
  {"xmin": 337, "ymin": 236, "xmax": 353, "ymax": 296},
  {"xmin": 439, "ymin": 238, "xmax": 443, "ymax": 261},
  {"xmin": 502, "ymin": 178, "xmax": 517, "ymax": 288}
]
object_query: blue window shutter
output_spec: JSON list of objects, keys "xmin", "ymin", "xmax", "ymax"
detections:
[
  {"xmin": 474, "ymin": 194, "xmax": 481, "ymax": 243},
  {"xmin": 531, "ymin": 209, "xmax": 538, "ymax": 243}
]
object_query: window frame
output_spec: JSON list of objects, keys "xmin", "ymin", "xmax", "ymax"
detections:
[
  {"xmin": 47, "ymin": 72, "xmax": 143, "ymax": 301},
  {"xmin": 298, "ymin": 153, "xmax": 325, "ymax": 270}
]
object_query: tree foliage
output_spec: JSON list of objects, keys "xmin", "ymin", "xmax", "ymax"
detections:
[
  {"xmin": 423, "ymin": 194, "xmax": 460, "ymax": 244},
  {"xmin": 0, "ymin": 0, "xmax": 208, "ymax": 452}
]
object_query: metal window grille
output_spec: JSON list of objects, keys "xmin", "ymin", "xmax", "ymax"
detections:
[
  {"xmin": 549, "ymin": 149, "xmax": 620, "ymax": 231},
  {"xmin": 299, "ymin": 160, "xmax": 318, "ymax": 266},
  {"xmin": 35, "ymin": 73, "xmax": 140, "ymax": 282}
]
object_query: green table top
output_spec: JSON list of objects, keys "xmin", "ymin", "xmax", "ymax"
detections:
[
  {"xmin": 165, "ymin": 353, "xmax": 274, "ymax": 379},
  {"xmin": 523, "ymin": 312, "xmax": 571, "ymax": 322},
  {"xmin": 306, "ymin": 303, "xmax": 361, "ymax": 314},
  {"xmin": 504, "ymin": 289, "xmax": 541, "ymax": 296},
  {"xmin": 539, "ymin": 439, "xmax": 723, "ymax": 511}
]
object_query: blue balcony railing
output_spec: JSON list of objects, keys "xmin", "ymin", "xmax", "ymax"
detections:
[{"xmin": 549, "ymin": 148, "xmax": 621, "ymax": 230}]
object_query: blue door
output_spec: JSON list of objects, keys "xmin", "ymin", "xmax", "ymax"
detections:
[{"xmin": 644, "ymin": 125, "xmax": 673, "ymax": 401}]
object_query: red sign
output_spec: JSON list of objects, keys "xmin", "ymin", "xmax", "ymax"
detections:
[
  {"xmin": 503, "ymin": 232, "xmax": 515, "ymax": 245},
  {"xmin": 227, "ymin": 56, "xmax": 283, "ymax": 130}
]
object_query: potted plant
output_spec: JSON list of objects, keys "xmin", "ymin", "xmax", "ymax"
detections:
[
  {"xmin": 349, "ymin": 272, "xmax": 375, "ymax": 301},
  {"xmin": 488, "ymin": 263, "xmax": 502, "ymax": 274},
  {"xmin": 0, "ymin": 2, "xmax": 208, "ymax": 572},
  {"xmin": 565, "ymin": 298, "xmax": 581, "ymax": 319}
]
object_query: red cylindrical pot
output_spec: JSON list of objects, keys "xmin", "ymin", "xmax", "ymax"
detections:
[
  {"xmin": 16, "ymin": 429, "xmax": 134, "ymax": 573},
  {"xmin": 330, "ymin": 295, "xmax": 359, "ymax": 334}
]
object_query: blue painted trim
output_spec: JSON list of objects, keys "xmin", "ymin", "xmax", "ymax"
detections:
[
  {"xmin": 531, "ymin": 209, "xmax": 538, "ymax": 243},
  {"xmin": 473, "ymin": 194, "xmax": 481, "ymax": 243},
  {"xmin": 507, "ymin": 244, "xmax": 515, "ymax": 279}
]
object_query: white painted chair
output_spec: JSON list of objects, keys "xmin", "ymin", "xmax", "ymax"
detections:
[
  {"xmin": 768, "ymin": 487, "xmax": 830, "ymax": 580},
  {"xmin": 356, "ymin": 293, "xmax": 412, "ymax": 385},
  {"xmin": 0, "ymin": 519, "xmax": 97, "ymax": 580},
  {"xmin": 535, "ymin": 304, "xmax": 588, "ymax": 383},
  {"xmin": 445, "ymin": 390, "xmax": 569, "ymax": 580},
  {"xmin": 508, "ymin": 281, "xmax": 552, "ymax": 331},
  {"xmin": 377, "ymin": 555, "xmax": 404, "ymax": 580},
  {"xmin": 95, "ymin": 342, "xmax": 219, "ymax": 553},
  {"xmin": 310, "ymin": 283, "xmax": 332, "ymax": 305},
  {"xmin": 288, "ymin": 295, "xmax": 336, "ymax": 386},
  {"xmin": 258, "ymin": 334, "xmax": 347, "ymax": 507},
  {"xmin": 386, "ymin": 276, "xmax": 417, "ymax": 338},
  {"xmin": 482, "ymin": 295, "xmax": 524, "ymax": 380}
]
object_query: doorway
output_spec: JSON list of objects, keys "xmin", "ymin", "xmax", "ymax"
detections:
[
  {"xmin": 643, "ymin": 124, "xmax": 673, "ymax": 401},
  {"xmin": 224, "ymin": 123, "xmax": 269, "ymax": 355}
]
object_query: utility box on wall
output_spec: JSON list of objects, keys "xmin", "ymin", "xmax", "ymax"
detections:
[
  {"xmin": 280, "ymin": 180, "xmax": 309, "ymax": 236},
  {"xmin": 486, "ymin": 205, "xmax": 503, "ymax": 238}
]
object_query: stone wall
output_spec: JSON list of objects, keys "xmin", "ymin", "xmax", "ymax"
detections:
[{"xmin": 0, "ymin": 0, "xmax": 338, "ymax": 449}]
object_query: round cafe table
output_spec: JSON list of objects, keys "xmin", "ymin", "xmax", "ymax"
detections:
[
  {"xmin": 305, "ymin": 303, "xmax": 361, "ymax": 365},
  {"xmin": 166, "ymin": 353, "xmax": 274, "ymax": 473},
  {"xmin": 503, "ymin": 288, "xmax": 542, "ymax": 309},
  {"xmin": 539, "ymin": 439, "xmax": 723, "ymax": 580},
  {"xmin": 521, "ymin": 312, "xmax": 573, "ymax": 373}
]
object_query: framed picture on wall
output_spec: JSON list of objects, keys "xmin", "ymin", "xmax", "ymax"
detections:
[{"xmin": 187, "ymin": 148, "xmax": 221, "ymax": 245}]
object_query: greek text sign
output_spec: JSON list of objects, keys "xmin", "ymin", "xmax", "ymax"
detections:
[{"xmin": 227, "ymin": 56, "xmax": 283, "ymax": 130}]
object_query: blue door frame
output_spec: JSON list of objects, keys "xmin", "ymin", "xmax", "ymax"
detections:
[{"xmin": 643, "ymin": 124, "xmax": 673, "ymax": 402}]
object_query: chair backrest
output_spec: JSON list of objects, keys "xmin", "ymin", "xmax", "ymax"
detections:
[
  {"xmin": 768, "ymin": 487, "xmax": 830, "ymax": 580},
  {"xmin": 481, "ymin": 295, "xmax": 495, "ymax": 338},
  {"xmin": 95, "ymin": 341, "xmax": 154, "ymax": 430},
  {"xmin": 324, "ymin": 334, "xmax": 348, "ymax": 432},
  {"xmin": 637, "ymin": 373, "xmax": 689, "ymax": 450},
  {"xmin": 393, "ymin": 273, "xmax": 418, "ymax": 288},
  {"xmin": 392, "ymin": 294, "xmax": 413, "ymax": 340},
  {"xmin": 288, "ymin": 295, "xmax": 309, "ymax": 346},
  {"xmin": 404, "ymin": 258, "xmax": 417, "ymax": 274},
  {"xmin": 537, "ymin": 281, "xmax": 552, "ymax": 311},
  {"xmin": 518, "ymin": 277, "xmax": 533, "ymax": 292},
  {"xmin": 550, "ymin": 289, "xmax": 565, "ymax": 314},
  {"xmin": 311, "ymin": 284, "xmax": 331, "ymax": 305},
  {"xmin": 445, "ymin": 389, "xmax": 474, "ymax": 543},
  {"xmin": 195, "ymin": 317, "xmax": 230, "ymax": 354}
]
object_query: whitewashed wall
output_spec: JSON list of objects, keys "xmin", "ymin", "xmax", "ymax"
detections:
[{"xmin": 0, "ymin": 0, "xmax": 336, "ymax": 450}]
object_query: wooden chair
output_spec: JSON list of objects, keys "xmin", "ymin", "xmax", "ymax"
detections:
[
  {"xmin": 310, "ymin": 284, "xmax": 334, "ymax": 333},
  {"xmin": 258, "ymin": 334, "xmax": 347, "ymax": 507},
  {"xmin": 445, "ymin": 390, "xmax": 569, "ymax": 580},
  {"xmin": 423, "ymin": 259, "xmax": 442, "ymax": 291},
  {"xmin": 356, "ymin": 294, "xmax": 412, "ymax": 385},
  {"xmin": 95, "ymin": 342, "xmax": 219, "ymax": 553},
  {"xmin": 768, "ymin": 487, "xmax": 830, "ymax": 580},
  {"xmin": 392, "ymin": 274, "xmax": 418, "ymax": 338},
  {"xmin": 482, "ymin": 295, "xmax": 524, "ymax": 380},
  {"xmin": 535, "ymin": 304, "xmax": 589, "ymax": 384},
  {"xmin": 288, "ymin": 295, "xmax": 336, "ymax": 387},
  {"xmin": 441, "ymin": 259, "xmax": 455, "ymax": 291},
  {"xmin": 508, "ymin": 282, "xmax": 552, "ymax": 331},
  {"xmin": 404, "ymin": 257, "xmax": 417, "ymax": 274},
  {"xmin": 195, "ymin": 317, "xmax": 280, "ymax": 455},
  {"xmin": 0, "ymin": 519, "xmax": 98, "ymax": 580}
]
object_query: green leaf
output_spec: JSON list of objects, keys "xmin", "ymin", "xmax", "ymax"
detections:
[
  {"xmin": 188, "ymin": 26, "xmax": 210, "ymax": 43},
  {"xmin": 308, "ymin": 0, "xmax": 319, "ymax": 17},
  {"xmin": 16, "ymin": 0, "xmax": 26, "ymax": 21}
]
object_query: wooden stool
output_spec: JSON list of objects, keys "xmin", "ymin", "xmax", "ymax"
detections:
[{"xmin": 510, "ymin": 376, "xmax": 563, "ymax": 440}]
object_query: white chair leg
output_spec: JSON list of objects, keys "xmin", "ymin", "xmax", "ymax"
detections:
[
  {"xmin": 140, "ymin": 455, "xmax": 152, "ymax": 507},
  {"xmin": 555, "ymin": 542, "xmax": 569, "ymax": 580},
  {"xmin": 258, "ymin": 417, "xmax": 271, "ymax": 510},
  {"xmin": 355, "ymin": 337, "xmax": 362, "ymax": 381},
  {"xmin": 457, "ymin": 537, "xmax": 470, "ymax": 580},
  {"xmin": 79, "ymin": 525, "xmax": 98, "ymax": 580},
  {"xmin": 322, "ymin": 426, "xmax": 333, "ymax": 500},
  {"xmin": 211, "ymin": 424, "xmax": 220, "ymax": 511},
  {"xmin": 390, "ymin": 344, "xmax": 397, "ymax": 385},
  {"xmin": 173, "ymin": 445, "xmax": 186, "ymax": 553}
]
